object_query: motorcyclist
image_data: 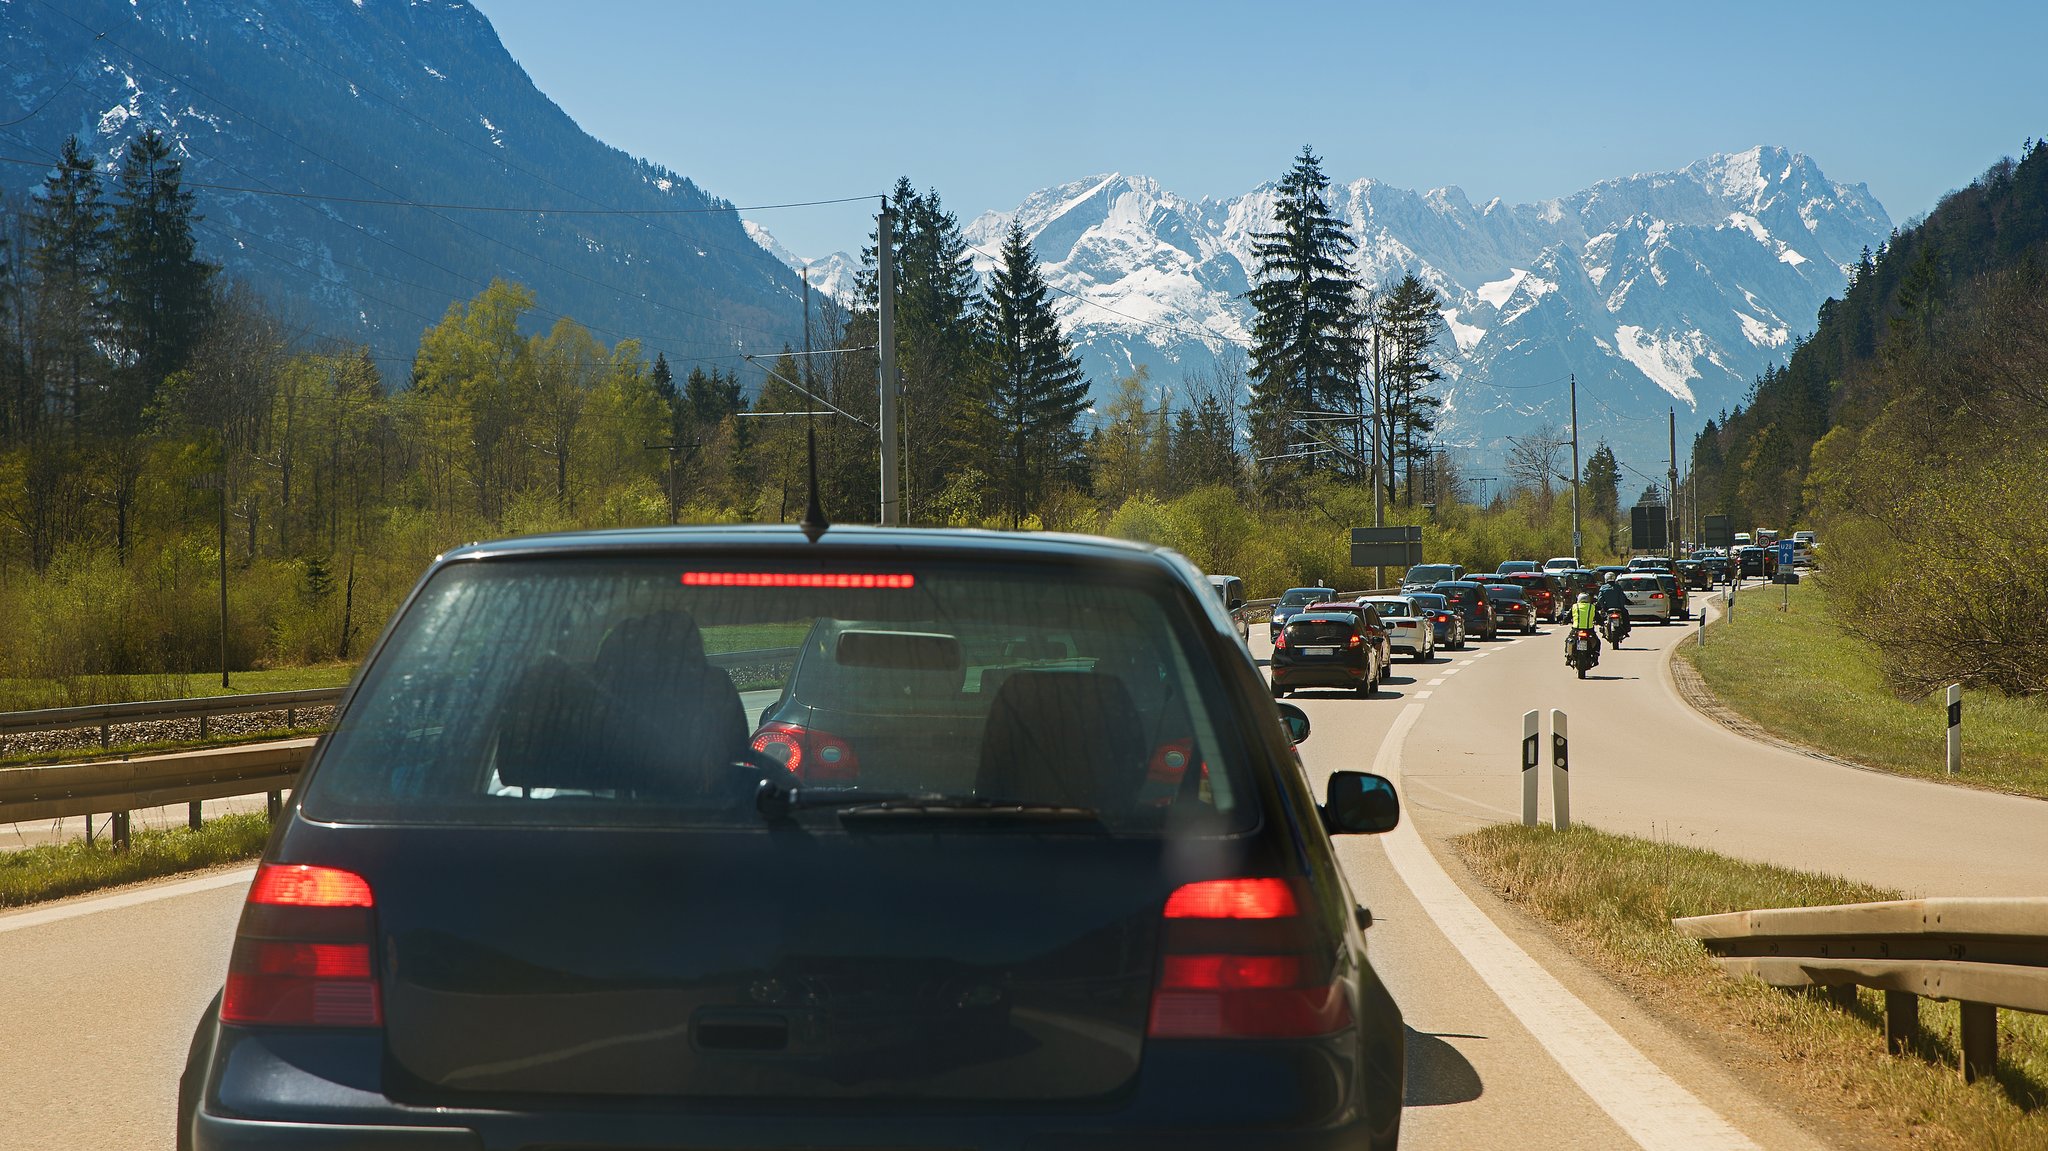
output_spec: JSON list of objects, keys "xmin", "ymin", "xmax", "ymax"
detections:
[
  {"xmin": 1595, "ymin": 572, "xmax": 1631, "ymax": 642},
  {"xmin": 1566, "ymin": 591, "xmax": 1600, "ymax": 663}
]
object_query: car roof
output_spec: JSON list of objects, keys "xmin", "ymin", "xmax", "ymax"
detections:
[
  {"xmin": 441, "ymin": 524, "xmax": 1172, "ymax": 566},
  {"xmin": 1289, "ymin": 611, "xmax": 1357, "ymax": 624}
]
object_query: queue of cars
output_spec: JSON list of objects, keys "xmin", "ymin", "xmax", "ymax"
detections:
[{"xmin": 179, "ymin": 528, "xmax": 1409, "ymax": 1151}]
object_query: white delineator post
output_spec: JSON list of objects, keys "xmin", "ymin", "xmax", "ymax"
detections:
[
  {"xmin": 1550, "ymin": 709, "xmax": 1571, "ymax": 831},
  {"xmin": 1947, "ymin": 684, "xmax": 1962, "ymax": 777},
  {"xmin": 1521, "ymin": 710, "xmax": 1540, "ymax": 827}
]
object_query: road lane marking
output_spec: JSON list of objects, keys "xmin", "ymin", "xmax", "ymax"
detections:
[
  {"xmin": 0, "ymin": 866, "xmax": 255, "ymax": 936},
  {"xmin": 1372, "ymin": 705, "xmax": 1762, "ymax": 1151},
  {"xmin": 1440, "ymin": 668, "xmax": 1460, "ymax": 676},
  {"xmin": 1426, "ymin": 678, "xmax": 1446, "ymax": 686},
  {"xmin": 1413, "ymin": 690, "xmax": 1433, "ymax": 698}
]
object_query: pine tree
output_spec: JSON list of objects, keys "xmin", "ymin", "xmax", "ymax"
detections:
[
  {"xmin": 107, "ymin": 128, "xmax": 216, "ymax": 434},
  {"xmin": 981, "ymin": 221, "xmax": 1089, "ymax": 526},
  {"xmin": 1373, "ymin": 273, "xmax": 1445, "ymax": 504},
  {"xmin": 28, "ymin": 136, "xmax": 111, "ymax": 437},
  {"xmin": 1583, "ymin": 441, "xmax": 1621, "ymax": 549},
  {"xmin": 1244, "ymin": 146, "xmax": 1365, "ymax": 480}
]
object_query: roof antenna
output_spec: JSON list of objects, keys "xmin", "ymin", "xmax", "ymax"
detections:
[{"xmin": 798, "ymin": 422, "xmax": 830, "ymax": 543}]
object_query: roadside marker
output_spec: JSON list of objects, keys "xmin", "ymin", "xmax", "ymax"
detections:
[
  {"xmin": 1551, "ymin": 709, "xmax": 1571, "ymax": 831},
  {"xmin": 1947, "ymin": 685, "xmax": 1962, "ymax": 776}
]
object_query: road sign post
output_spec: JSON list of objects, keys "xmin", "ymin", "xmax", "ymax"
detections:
[{"xmin": 1521, "ymin": 710, "xmax": 1540, "ymax": 827}]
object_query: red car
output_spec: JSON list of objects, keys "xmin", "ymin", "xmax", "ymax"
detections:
[{"xmin": 1497, "ymin": 572, "xmax": 1562, "ymax": 622}]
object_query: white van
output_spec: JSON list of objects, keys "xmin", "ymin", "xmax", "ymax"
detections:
[{"xmin": 1207, "ymin": 574, "xmax": 1249, "ymax": 642}]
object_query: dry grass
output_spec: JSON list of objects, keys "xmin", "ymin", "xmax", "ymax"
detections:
[
  {"xmin": 1457, "ymin": 823, "xmax": 2048, "ymax": 1150},
  {"xmin": 0, "ymin": 813, "xmax": 270, "ymax": 907}
]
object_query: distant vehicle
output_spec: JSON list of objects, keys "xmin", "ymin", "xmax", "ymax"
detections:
[
  {"xmin": 1271, "ymin": 610, "xmax": 1386, "ymax": 698},
  {"xmin": 1497, "ymin": 572, "xmax": 1562, "ymax": 622},
  {"xmin": 1678, "ymin": 560, "xmax": 1712, "ymax": 590},
  {"xmin": 1400, "ymin": 563, "xmax": 1463, "ymax": 592},
  {"xmin": 1792, "ymin": 531, "xmax": 1816, "ymax": 546},
  {"xmin": 1733, "ymin": 532, "xmax": 1753, "ymax": 547},
  {"xmin": 1592, "ymin": 564, "xmax": 1632, "ymax": 586},
  {"xmin": 1651, "ymin": 572, "xmax": 1689, "ymax": 619},
  {"xmin": 1560, "ymin": 569, "xmax": 1602, "ymax": 598},
  {"xmin": 1614, "ymin": 573, "xmax": 1674, "ymax": 623},
  {"xmin": 1431, "ymin": 580, "xmax": 1497, "ymax": 641},
  {"xmin": 175, "ymin": 525, "xmax": 1407, "ymax": 1151},
  {"xmin": 1736, "ymin": 546, "xmax": 1773, "ymax": 578},
  {"xmin": 1361, "ymin": 596, "xmax": 1437, "ymax": 661},
  {"xmin": 1543, "ymin": 556, "xmax": 1582, "ymax": 573},
  {"xmin": 1406, "ymin": 591, "xmax": 1466, "ymax": 651},
  {"xmin": 1627, "ymin": 556, "xmax": 1675, "ymax": 573},
  {"xmin": 1206, "ymin": 574, "xmax": 1248, "ymax": 641},
  {"xmin": 1482, "ymin": 583, "xmax": 1537, "ymax": 634},
  {"xmin": 1268, "ymin": 586, "xmax": 1337, "ymax": 641},
  {"xmin": 1496, "ymin": 560, "xmax": 1540, "ymax": 575}
]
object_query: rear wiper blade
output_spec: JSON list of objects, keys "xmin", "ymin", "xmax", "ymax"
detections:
[{"xmin": 753, "ymin": 780, "xmax": 914, "ymax": 819}]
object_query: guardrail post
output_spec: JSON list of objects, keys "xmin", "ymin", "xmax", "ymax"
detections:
[
  {"xmin": 1946, "ymin": 684, "xmax": 1962, "ymax": 777},
  {"xmin": 188, "ymin": 801, "xmax": 203, "ymax": 831},
  {"xmin": 100, "ymin": 721, "xmax": 110, "ymax": 749},
  {"xmin": 111, "ymin": 810, "xmax": 130, "ymax": 852},
  {"xmin": 1884, "ymin": 991, "xmax": 1919, "ymax": 1054},
  {"xmin": 1521, "ymin": 710, "xmax": 1540, "ymax": 827},
  {"xmin": 1960, "ymin": 1002, "xmax": 1997, "ymax": 1081},
  {"xmin": 199, "ymin": 713, "xmax": 209, "ymax": 740},
  {"xmin": 1549, "ymin": 709, "xmax": 1570, "ymax": 831},
  {"xmin": 266, "ymin": 791, "xmax": 282, "ymax": 822}
]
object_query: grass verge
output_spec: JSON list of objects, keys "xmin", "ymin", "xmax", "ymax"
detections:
[
  {"xmin": 0, "ymin": 813, "xmax": 270, "ymax": 908},
  {"xmin": 1456, "ymin": 823, "xmax": 2048, "ymax": 1149},
  {"xmin": 0, "ymin": 726, "xmax": 318, "ymax": 770},
  {"xmin": 1680, "ymin": 580, "xmax": 2048, "ymax": 798},
  {"xmin": 0, "ymin": 664, "xmax": 357, "ymax": 712}
]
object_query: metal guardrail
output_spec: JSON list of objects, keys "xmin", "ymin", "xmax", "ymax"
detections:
[
  {"xmin": 1675, "ymin": 898, "xmax": 2048, "ymax": 1081},
  {"xmin": 0, "ymin": 647, "xmax": 805, "ymax": 848}
]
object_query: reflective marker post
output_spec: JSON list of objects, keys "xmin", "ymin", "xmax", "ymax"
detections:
[
  {"xmin": 1947, "ymin": 684, "xmax": 1962, "ymax": 777},
  {"xmin": 1521, "ymin": 710, "xmax": 1540, "ymax": 827},
  {"xmin": 1550, "ymin": 709, "xmax": 1571, "ymax": 831}
]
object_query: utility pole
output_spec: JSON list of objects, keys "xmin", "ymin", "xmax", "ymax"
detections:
[
  {"xmin": 1371, "ymin": 327, "xmax": 1385, "ymax": 588},
  {"xmin": 642, "ymin": 442, "xmax": 690, "ymax": 523},
  {"xmin": 1568, "ymin": 373, "xmax": 1582, "ymax": 560},
  {"xmin": 1668, "ymin": 407, "xmax": 1680, "ymax": 560},
  {"xmin": 877, "ymin": 198, "xmax": 900, "ymax": 526},
  {"xmin": 217, "ymin": 467, "xmax": 229, "ymax": 689}
]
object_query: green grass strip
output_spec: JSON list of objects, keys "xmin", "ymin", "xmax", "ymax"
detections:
[
  {"xmin": 1680, "ymin": 581, "xmax": 2048, "ymax": 798},
  {"xmin": 1457, "ymin": 824, "xmax": 2048, "ymax": 1148},
  {"xmin": 0, "ymin": 813, "xmax": 271, "ymax": 908}
]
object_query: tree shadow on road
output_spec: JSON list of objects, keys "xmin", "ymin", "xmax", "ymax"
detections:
[{"xmin": 1403, "ymin": 1026, "xmax": 1485, "ymax": 1107}]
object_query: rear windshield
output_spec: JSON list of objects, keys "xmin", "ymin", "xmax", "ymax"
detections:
[
  {"xmin": 303, "ymin": 558, "xmax": 1259, "ymax": 834},
  {"xmin": 1365, "ymin": 599, "xmax": 1413, "ymax": 617},
  {"xmin": 1280, "ymin": 587, "xmax": 1335, "ymax": 606},
  {"xmin": 1405, "ymin": 565, "xmax": 1458, "ymax": 584}
]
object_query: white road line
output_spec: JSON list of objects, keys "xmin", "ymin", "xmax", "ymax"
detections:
[
  {"xmin": 0, "ymin": 866, "xmax": 255, "ymax": 936},
  {"xmin": 1372, "ymin": 705, "xmax": 1762, "ymax": 1150},
  {"xmin": 1413, "ymin": 690, "xmax": 1433, "ymax": 699},
  {"xmin": 1440, "ymin": 668, "xmax": 1461, "ymax": 676},
  {"xmin": 1426, "ymin": 678, "xmax": 1446, "ymax": 686}
]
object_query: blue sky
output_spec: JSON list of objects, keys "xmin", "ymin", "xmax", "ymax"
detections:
[{"xmin": 469, "ymin": 0, "xmax": 2047, "ymax": 259}]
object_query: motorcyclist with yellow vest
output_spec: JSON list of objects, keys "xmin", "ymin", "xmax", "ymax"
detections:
[{"xmin": 1566, "ymin": 591, "xmax": 1600, "ymax": 663}]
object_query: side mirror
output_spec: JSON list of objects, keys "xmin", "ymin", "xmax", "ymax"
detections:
[
  {"xmin": 1227, "ymin": 597, "xmax": 1246, "ymax": 613},
  {"xmin": 1275, "ymin": 701, "xmax": 1311, "ymax": 744},
  {"xmin": 1322, "ymin": 771, "xmax": 1399, "ymax": 835}
]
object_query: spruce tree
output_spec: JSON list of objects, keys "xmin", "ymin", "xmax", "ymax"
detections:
[
  {"xmin": 108, "ymin": 128, "xmax": 216, "ymax": 433},
  {"xmin": 28, "ymin": 136, "xmax": 111, "ymax": 436},
  {"xmin": 1244, "ymin": 146, "xmax": 1365, "ymax": 480},
  {"xmin": 1374, "ymin": 273, "xmax": 1445, "ymax": 503},
  {"xmin": 981, "ymin": 221, "xmax": 1089, "ymax": 526}
]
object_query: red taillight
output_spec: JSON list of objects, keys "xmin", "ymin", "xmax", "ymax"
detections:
[
  {"xmin": 1150, "ymin": 878, "xmax": 1349, "ymax": 1039},
  {"xmin": 221, "ymin": 863, "xmax": 381, "ymax": 1028},
  {"xmin": 1435, "ymin": 613, "xmax": 1452, "ymax": 623},
  {"xmin": 1650, "ymin": 592, "xmax": 1664, "ymax": 599},
  {"xmin": 1272, "ymin": 631, "xmax": 1287, "ymax": 650},
  {"xmin": 1346, "ymin": 633, "xmax": 1362, "ymax": 649},
  {"xmin": 681, "ymin": 571, "xmax": 915, "ymax": 588},
  {"xmin": 1164, "ymin": 877, "xmax": 1298, "ymax": 919},
  {"xmin": 750, "ymin": 722, "xmax": 859, "ymax": 782}
]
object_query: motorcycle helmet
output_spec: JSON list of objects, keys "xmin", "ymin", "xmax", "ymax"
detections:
[
  {"xmin": 1577, "ymin": 592, "xmax": 1592, "ymax": 603},
  {"xmin": 1603, "ymin": 572, "xmax": 1616, "ymax": 582}
]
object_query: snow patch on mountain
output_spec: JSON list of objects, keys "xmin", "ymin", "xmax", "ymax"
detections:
[{"xmin": 744, "ymin": 222, "xmax": 859, "ymax": 308}]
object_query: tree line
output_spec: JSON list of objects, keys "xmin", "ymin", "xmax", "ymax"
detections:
[{"xmin": 0, "ymin": 138, "xmax": 1477, "ymax": 696}]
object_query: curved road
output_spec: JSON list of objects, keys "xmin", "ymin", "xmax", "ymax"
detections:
[{"xmin": 2, "ymin": 589, "xmax": 2041, "ymax": 1148}]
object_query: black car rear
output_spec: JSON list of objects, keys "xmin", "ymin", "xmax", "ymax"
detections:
[
  {"xmin": 1270, "ymin": 612, "xmax": 1378, "ymax": 698},
  {"xmin": 1482, "ymin": 584, "xmax": 1536, "ymax": 634},
  {"xmin": 179, "ymin": 527, "xmax": 1404, "ymax": 1150},
  {"xmin": 1431, "ymin": 579, "xmax": 1496, "ymax": 639}
]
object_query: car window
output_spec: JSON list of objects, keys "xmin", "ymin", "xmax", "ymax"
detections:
[
  {"xmin": 1366, "ymin": 599, "xmax": 1412, "ymax": 617},
  {"xmin": 1281, "ymin": 588, "xmax": 1334, "ymax": 606},
  {"xmin": 302, "ymin": 558, "xmax": 1260, "ymax": 834}
]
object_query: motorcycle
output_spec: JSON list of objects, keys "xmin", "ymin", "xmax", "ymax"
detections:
[
  {"xmin": 1602, "ymin": 607, "xmax": 1629, "ymax": 648},
  {"xmin": 1569, "ymin": 627, "xmax": 1599, "ymax": 678}
]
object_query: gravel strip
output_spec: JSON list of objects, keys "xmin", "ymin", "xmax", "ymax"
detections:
[{"xmin": 0, "ymin": 706, "xmax": 336, "ymax": 762}]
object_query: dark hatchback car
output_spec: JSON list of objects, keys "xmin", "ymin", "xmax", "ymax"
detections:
[
  {"xmin": 1496, "ymin": 572, "xmax": 1561, "ymax": 622},
  {"xmin": 1406, "ymin": 591, "xmax": 1466, "ymax": 650},
  {"xmin": 1270, "ymin": 610, "xmax": 1385, "ymax": 698},
  {"xmin": 178, "ymin": 527, "xmax": 1405, "ymax": 1151},
  {"xmin": 1431, "ymin": 579, "xmax": 1496, "ymax": 641},
  {"xmin": 1482, "ymin": 584, "xmax": 1536, "ymax": 634},
  {"xmin": 1268, "ymin": 585, "xmax": 1338, "ymax": 642}
]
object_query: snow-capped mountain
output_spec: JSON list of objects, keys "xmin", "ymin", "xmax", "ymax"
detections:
[
  {"xmin": 743, "ymin": 223, "xmax": 859, "ymax": 312},
  {"xmin": 947, "ymin": 149, "xmax": 1889, "ymax": 467},
  {"xmin": 1, "ymin": 0, "xmax": 803, "ymax": 374}
]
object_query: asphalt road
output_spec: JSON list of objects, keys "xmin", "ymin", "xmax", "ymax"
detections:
[{"xmin": 2, "ymin": 591, "xmax": 2040, "ymax": 1149}]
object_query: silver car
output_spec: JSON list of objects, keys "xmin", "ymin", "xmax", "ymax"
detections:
[
  {"xmin": 1614, "ymin": 573, "xmax": 1674, "ymax": 623},
  {"xmin": 1360, "ymin": 596, "xmax": 1437, "ymax": 661}
]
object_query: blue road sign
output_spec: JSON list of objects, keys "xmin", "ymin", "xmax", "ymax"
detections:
[{"xmin": 1777, "ymin": 539, "xmax": 1796, "ymax": 568}]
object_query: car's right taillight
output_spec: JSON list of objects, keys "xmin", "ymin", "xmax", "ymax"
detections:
[
  {"xmin": 221, "ymin": 863, "xmax": 381, "ymax": 1028},
  {"xmin": 1149, "ymin": 878, "xmax": 1350, "ymax": 1039},
  {"xmin": 750, "ymin": 722, "xmax": 860, "ymax": 782}
]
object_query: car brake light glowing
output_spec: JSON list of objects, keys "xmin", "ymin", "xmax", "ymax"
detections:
[
  {"xmin": 1161, "ymin": 954, "xmax": 1303, "ymax": 989},
  {"xmin": 681, "ymin": 571, "xmax": 915, "ymax": 589},
  {"xmin": 1272, "ymin": 632, "xmax": 1287, "ymax": 650},
  {"xmin": 1346, "ymin": 633, "xmax": 1362, "ymax": 649},
  {"xmin": 750, "ymin": 722, "xmax": 859, "ymax": 782},
  {"xmin": 1650, "ymin": 592, "xmax": 1664, "ymax": 599},
  {"xmin": 248, "ymin": 864, "xmax": 374, "ymax": 908},
  {"xmin": 222, "ymin": 864, "xmax": 381, "ymax": 1028},
  {"xmin": 1163, "ymin": 877, "xmax": 1298, "ymax": 919}
]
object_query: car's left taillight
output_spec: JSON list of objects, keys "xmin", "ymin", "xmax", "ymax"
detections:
[
  {"xmin": 1148, "ymin": 878, "xmax": 1351, "ymax": 1039},
  {"xmin": 221, "ymin": 863, "xmax": 381, "ymax": 1028}
]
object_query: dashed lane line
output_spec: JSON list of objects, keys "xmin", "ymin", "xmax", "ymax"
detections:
[
  {"xmin": 1413, "ymin": 690, "xmax": 1433, "ymax": 699},
  {"xmin": 1426, "ymin": 678, "xmax": 1446, "ymax": 686},
  {"xmin": 1371, "ymin": 704, "xmax": 1762, "ymax": 1150},
  {"xmin": 0, "ymin": 866, "xmax": 255, "ymax": 936}
]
